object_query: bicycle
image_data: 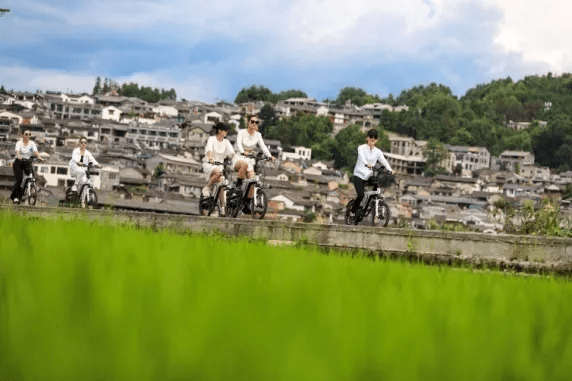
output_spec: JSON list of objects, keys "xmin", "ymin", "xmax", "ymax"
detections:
[
  {"xmin": 345, "ymin": 166, "xmax": 395, "ymax": 227},
  {"xmin": 198, "ymin": 159, "xmax": 233, "ymax": 217},
  {"xmin": 63, "ymin": 162, "xmax": 100, "ymax": 208},
  {"xmin": 16, "ymin": 157, "xmax": 39, "ymax": 206},
  {"xmin": 226, "ymin": 152, "xmax": 270, "ymax": 219}
]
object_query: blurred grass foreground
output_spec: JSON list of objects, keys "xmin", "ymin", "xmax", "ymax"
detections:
[{"xmin": 1, "ymin": 212, "xmax": 571, "ymax": 381}]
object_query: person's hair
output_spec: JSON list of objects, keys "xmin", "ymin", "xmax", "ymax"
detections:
[
  {"xmin": 20, "ymin": 128, "xmax": 31, "ymax": 135},
  {"xmin": 213, "ymin": 122, "xmax": 229, "ymax": 133},
  {"xmin": 367, "ymin": 129, "xmax": 379, "ymax": 139},
  {"xmin": 247, "ymin": 114, "xmax": 258, "ymax": 123},
  {"xmin": 79, "ymin": 137, "xmax": 87, "ymax": 142}
]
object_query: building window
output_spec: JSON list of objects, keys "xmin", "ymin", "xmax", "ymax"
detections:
[
  {"xmin": 51, "ymin": 166, "xmax": 56, "ymax": 174},
  {"xmin": 57, "ymin": 167, "xmax": 68, "ymax": 175}
]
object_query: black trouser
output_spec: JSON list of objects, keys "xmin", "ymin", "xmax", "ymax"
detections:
[
  {"xmin": 351, "ymin": 176, "xmax": 377, "ymax": 213},
  {"xmin": 11, "ymin": 159, "xmax": 33, "ymax": 201}
]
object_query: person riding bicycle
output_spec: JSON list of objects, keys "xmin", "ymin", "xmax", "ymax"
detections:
[
  {"xmin": 69, "ymin": 137, "xmax": 101, "ymax": 193},
  {"xmin": 10, "ymin": 128, "xmax": 44, "ymax": 204},
  {"xmin": 202, "ymin": 122, "xmax": 235, "ymax": 198},
  {"xmin": 233, "ymin": 114, "xmax": 275, "ymax": 212},
  {"xmin": 349, "ymin": 129, "xmax": 393, "ymax": 219}
]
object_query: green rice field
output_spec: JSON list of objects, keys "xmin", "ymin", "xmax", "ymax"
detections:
[{"xmin": 1, "ymin": 212, "xmax": 571, "ymax": 380}]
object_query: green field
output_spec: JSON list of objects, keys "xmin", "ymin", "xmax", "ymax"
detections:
[{"xmin": 1, "ymin": 212, "xmax": 571, "ymax": 380}]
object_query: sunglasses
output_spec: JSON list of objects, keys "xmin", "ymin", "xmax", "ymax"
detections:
[
  {"xmin": 367, "ymin": 136, "xmax": 378, "ymax": 140},
  {"xmin": 23, "ymin": 133, "xmax": 31, "ymax": 136},
  {"xmin": 250, "ymin": 120, "xmax": 260, "ymax": 125},
  {"xmin": 80, "ymin": 141, "xmax": 87, "ymax": 144}
]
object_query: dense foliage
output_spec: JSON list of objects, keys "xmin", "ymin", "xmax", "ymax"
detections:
[
  {"xmin": 242, "ymin": 73, "xmax": 572, "ymax": 172},
  {"xmin": 234, "ymin": 85, "xmax": 308, "ymax": 104},
  {"xmin": 2, "ymin": 213, "xmax": 571, "ymax": 381},
  {"xmin": 92, "ymin": 76, "xmax": 177, "ymax": 102}
]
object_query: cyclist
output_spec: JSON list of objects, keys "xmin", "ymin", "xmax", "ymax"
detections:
[
  {"xmin": 349, "ymin": 129, "xmax": 393, "ymax": 218},
  {"xmin": 202, "ymin": 122, "xmax": 235, "ymax": 197},
  {"xmin": 69, "ymin": 137, "xmax": 101, "ymax": 193},
  {"xmin": 10, "ymin": 128, "xmax": 44, "ymax": 204},
  {"xmin": 233, "ymin": 114, "xmax": 275, "ymax": 212}
]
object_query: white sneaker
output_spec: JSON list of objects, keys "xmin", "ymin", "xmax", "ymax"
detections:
[
  {"xmin": 13, "ymin": 198, "xmax": 19, "ymax": 204},
  {"xmin": 71, "ymin": 184, "xmax": 78, "ymax": 192},
  {"xmin": 202, "ymin": 186, "xmax": 210, "ymax": 197},
  {"xmin": 219, "ymin": 206, "xmax": 225, "ymax": 216}
]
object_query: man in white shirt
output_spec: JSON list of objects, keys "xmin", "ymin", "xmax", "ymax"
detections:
[{"xmin": 350, "ymin": 129, "xmax": 393, "ymax": 216}]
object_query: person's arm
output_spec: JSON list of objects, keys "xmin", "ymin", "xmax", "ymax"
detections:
[
  {"xmin": 15, "ymin": 142, "xmax": 22, "ymax": 160},
  {"xmin": 257, "ymin": 133, "xmax": 274, "ymax": 160},
  {"xmin": 376, "ymin": 149, "xmax": 392, "ymax": 172},
  {"xmin": 87, "ymin": 151, "xmax": 100, "ymax": 168},
  {"xmin": 226, "ymin": 140, "xmax": 235, "ymax": 159},
  {"xmin": 236, "ymin": 130, "xmax": 245, "ymax": 154},
  {"xmin": 205, "ymin": 137, "xmax": 215, "ymax": 162},
  {"xmin": 32, "ymin": 143, "xmax": 43, "ymax": 161}
]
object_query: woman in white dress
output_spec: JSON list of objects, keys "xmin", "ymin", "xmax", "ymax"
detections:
[
  {"xmin": 202, "ymin": 122, "xmax": 235, "ymax": 197},
  {"xmin": 69, "ymin": 137, "xmax": 101, "ymax": 192},
  {"xmin": 233, "ymin": 115, "xmax": 275, "ymax": 211},
  {"xmin": 10, "ymin": 128, "xmax": 44, "ymax": 204}
]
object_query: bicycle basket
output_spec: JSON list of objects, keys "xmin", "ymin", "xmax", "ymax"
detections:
[{"xmin": 372, "ymin": 170, "xmax": 395, "ymax": 187}]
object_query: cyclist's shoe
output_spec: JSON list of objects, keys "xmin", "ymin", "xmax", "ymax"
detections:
[
  {"xmin": 355, "ymin": 209, "xmax": 364, "ymax": 224},
  {"xmin": 219, "ymin": 207, "xmax": 226, "ymax": 217},
  {"xmin": 242, "ymin": 204, "xmax": 251, "ymax": 214},
  {"xmin": 12, "ymin": 198, "xmax": 19, "ymax": 205},
  {"xmin": 71, "ymin": 184, "xmax": 78, "ymax": 192}
]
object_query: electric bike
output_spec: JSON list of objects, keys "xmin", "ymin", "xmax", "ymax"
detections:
[
  {"xmin": 345, "ymin": 166, "xmax": 395, "ymax": 227},
  {"xmin": 225, "ymin": 152, "xmax": 270, "ymax": 219}
]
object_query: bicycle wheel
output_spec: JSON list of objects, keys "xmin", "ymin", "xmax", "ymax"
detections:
[
  {"xmin": 372, "ymin": 199, "xmax": 391, "ymax": 227},
  {"xmin": 227, "ymin": 189, "xmax": 242, "ymax": 218},
  {"xmin": 345, "ymin": 200, "xmax": 357, "ymax": 225},
  {"xmin": 251, "ymin": 189, "xmax": 268, "ymax": 220},
  {"xmin": 86, "ymin": 188, "xmax": 98, "ymax": 209},
  {"xmin": 198, "ymin": 194, "xmax": 209, "ymax": 216},
  {"xmin": 27, "ymin": 184, "xmax": 37, "ymax": 206}
]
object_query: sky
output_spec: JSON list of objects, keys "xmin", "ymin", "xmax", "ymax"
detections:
[{"xmin": 1, "ymin": 0, "xmax": 571, "ymax": 103}]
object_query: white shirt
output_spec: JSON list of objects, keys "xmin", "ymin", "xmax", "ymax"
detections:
[
  {"xmin": 15, "ymin": 140, "xmax": 38, "ymax": 160},
  {"xmin": 69, "ymin": 148, "xmax": 99, "ymax": 170},
  {"xmin": 205, "ymin": 136, "xmax": 235, "ymax": 163},
  {"xmin": 236, "ymin": 129, "xmax": 272, "ymax": 157},
  {"xmin": 353, "ymin": 144, "xmax": 392, "ymax": 180}
]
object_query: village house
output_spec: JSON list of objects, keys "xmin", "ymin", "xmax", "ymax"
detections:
[{"xmin": 491, "ymin": 150, "xmax": 535, "ymax": 171}]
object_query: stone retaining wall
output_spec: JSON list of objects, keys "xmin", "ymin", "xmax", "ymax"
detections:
[{"xmin": 4, "ymin": 205, "xmax": 572, "ymax": 275}]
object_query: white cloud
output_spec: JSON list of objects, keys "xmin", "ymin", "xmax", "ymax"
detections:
[
  {"xmin": 0, "ymin": 65, "xmax": 223, "ymax": 102},
  {"xmin": 4, "ymin": 0, "xmax": 572, "ymax": 99}
]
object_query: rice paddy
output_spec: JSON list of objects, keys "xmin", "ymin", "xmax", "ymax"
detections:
[{"xmin": 1, "ymin": 212, "xmax": 571, "ymax": 380}]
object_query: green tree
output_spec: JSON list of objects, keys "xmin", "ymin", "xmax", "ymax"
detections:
[
  {"xmin": 92, "ymin": 77, "xmax": 102, "ymax": 95},
  {"xmin": 330, "ymin": 124, "xmax": 365, "ymax": 172},
  {"xmin": 332, "ymin": 86, "xmax": 381, "ymax": 107},
  {"xmin": 153, "ymin": 163, "xmax": 165, "ymax": 179},
  {"xmin": 257, "ymin": 103, "xmax": 277, "ymax": 136},
  {"xmin": 422, "ymin": 138, "xmax": 448, "ymax": 176},
  {"xmin": 234, "ymin": 85, "xmax": 275, "ymax": 104},
  {"xmin": 265, "ymin": 113, "xmax": 333, "ymax": 150}
]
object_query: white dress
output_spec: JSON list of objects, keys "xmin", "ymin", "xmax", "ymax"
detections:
[
  {"xmin": 69, "ymin": 148, "xmax": 99, "ymax": 182},
  {"xmin": 202, "ymin": 136, "xmax": 235, "ymax": 175},
  {"xmin": 232, "ymin": 129, "xmax": 272, "ymax": 172}
]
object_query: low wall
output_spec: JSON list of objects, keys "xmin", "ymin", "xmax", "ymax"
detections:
[{"xmin": 4, "ymin": 205, "xmax": 572, "ymax": 275}]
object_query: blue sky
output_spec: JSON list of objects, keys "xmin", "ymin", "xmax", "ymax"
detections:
[{"xmin": 1, "ymin": 0, "xmax": 571, "ymax": 103}]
